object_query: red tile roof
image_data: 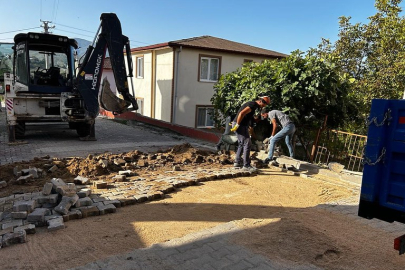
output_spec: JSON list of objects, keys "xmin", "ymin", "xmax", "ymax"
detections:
[{"xmin": 131, "ymin": 36, "xmax": 287, "ymax": 58}]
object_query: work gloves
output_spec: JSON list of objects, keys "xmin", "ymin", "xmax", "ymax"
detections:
[{"xmin": 230, "ymin": 123, "xmax": 239, "ymax": 132}]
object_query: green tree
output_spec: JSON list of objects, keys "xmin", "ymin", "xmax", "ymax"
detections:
[
  {"xmin": 316, "ymin": 0, "xmax": 405, "ymax": 128},
  {"xmin": 211, "ymin": 51, "xmax": 356, "ymax": 130}
]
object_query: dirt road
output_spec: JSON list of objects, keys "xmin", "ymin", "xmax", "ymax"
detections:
[{"xmin": 2, "ymin": 167, "xmax": 405, "ymax": 269}]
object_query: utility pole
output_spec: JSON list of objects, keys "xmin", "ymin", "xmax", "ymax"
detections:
[
  {"xmin": 39, "ymin": 20, "xmax": 55, "ymax": 69},
  {"xmin": 40, "ymin": 20, "xmax": 55, "ymax": 34}
]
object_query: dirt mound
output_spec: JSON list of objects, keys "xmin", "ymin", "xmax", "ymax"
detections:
[{"xmin": 0, "ymin": 144, "xmax": 237, "ymax": 197}]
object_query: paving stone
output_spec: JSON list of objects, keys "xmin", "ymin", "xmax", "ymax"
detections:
[
  {"xmin": 103, "ymin": 199, "xmax": 121, "ymax": 208},
  {"xmin": 14, "ymin": 224, "xmax": 36, "ymax": 234},
  {"xmin": 63, "ymin": 209, "xmax": 83, "ymax": 222},
  {"xmin": 0, "ymin": 212, "xmax": 3, "ymax": 222},
  {"xmin": 54, "ymin": 195, "xmax": 79, "ymax": 215},
  {"xmin": 77, "ymin": 206, "xmax": 99, "ymax": 218},
  {"xmin": 146, "ymin": 192, "xmax": 164, "ymax": 201},
  {"xmin": 22, "ymin": 167, "xmax": 39, "ymax": 178},
  {"xmin": 11, "ymin": 211, "xmax": 28, "ymax": 219},
  {"xmin": 5, "ymin": 195, "xmax": 15, "ymax": 203},
  {"xmin": 118, "ymin": 170, "xmax": 132, "ymax": 176},
  {"xmin": 48, "ymin": 165, "xmax": 58, "ymax": 173},
  {"xmin": 37, "ymin": 194, "xmax": 59, "ymax": 204},
  {"xmin": 16, "ymin": 174, "xmax": 34, "ymax": 184},
  {"xmin": 0, "ymin": 227, "xmax": 14, "ymax": 236},
  {"xmin": 2, "ymin": 230, "xmax": 26, "ymax": 247},
  {"xmin": 132, "ymin": 194, "xmax": 147, "ymax": 203},
  {"xmin": 75, "ymin": 197, "xmax": 93, "ymax": 207},
  {"xmin": 45, "ymin": 213, "xmax": 63, "ymax": 222},
  {"xmin": 51, "ymin": 178, "xmax": 69, "ymax": 195},
  {"xmin": 42, "ymin": 183, "xmax": 53, "ymax": 196},
  {"xmin": 97, "ymin": 204, "xmax": 117, "ymax": 215},
  {"xmin": 74, "ymin": 176, "xmax": 89, "ymax": 185},
  {"xmin": 1, "ymin": 219, "xmax": 23, "ymax": 230},
  {"xmin": 98, "ymin": 159, "xmax": 109, "ymax": 168},
  {"xmin": 114, "ymin": 158, "xmax": 126, "ymax": 166},
  {"xmin": 77, "ymin": 188, "xmax": 91, "ymax": 198},
  {"xmin": 119, "ymin": 197, "xmax": 137, "ymax": 206},
  {"xmin": 27, "ymin": 208, "xmax": 51, "ymax": 226},
  {"xmin": 58, "ymin": 184, "xmax": 77, "ymax": 196},
  {"xmin": 93, "ymin": 181, "xmax": 108, "ymax": 189},
  {"xmin": 47, "ymin": 217, "xmax": 65, "ymax": 231},
  {"xmin": 113, "ymin": 175, "xmax": 126, "ymax": 182},
  {"xmin": 41, "ymin": 202, "xmax": 58, "ymax": 209}
]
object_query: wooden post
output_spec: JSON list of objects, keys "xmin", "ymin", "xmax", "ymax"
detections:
[{"xmin": 310, "ymin": 115, "xmax": 328, "ymax": 163}]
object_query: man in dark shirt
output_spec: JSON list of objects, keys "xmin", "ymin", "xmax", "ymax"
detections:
[
  {"xmin": 230, "ymin": 96, "xmax": 270, "ymax": 171},
  {"xmin": 261, "ymin": 109, "xmax": 296, "ymax": 164}
]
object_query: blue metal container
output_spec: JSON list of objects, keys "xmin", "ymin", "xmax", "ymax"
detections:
[{"xmin": 359, "ymin": 99, "xmax": 405, "ymax": 223}]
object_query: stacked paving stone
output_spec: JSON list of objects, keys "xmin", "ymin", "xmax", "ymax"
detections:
[{"xmin": 0, "ymin": 167, "xmax": 256, "ymax": 250}]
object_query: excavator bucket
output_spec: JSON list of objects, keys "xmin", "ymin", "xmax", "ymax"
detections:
[{"xmin": 99, "ymin": 77, "xmax": 131, "ymax": 114}]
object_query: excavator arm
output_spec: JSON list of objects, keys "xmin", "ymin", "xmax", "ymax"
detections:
[{"xmin": 74, "ymin": 13, "xmax": 138, "ymax": 119}]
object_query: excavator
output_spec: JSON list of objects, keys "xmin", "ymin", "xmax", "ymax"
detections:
[{"xmin": 0, "ymin": 13, "xmax": 138, "ymax": 142}]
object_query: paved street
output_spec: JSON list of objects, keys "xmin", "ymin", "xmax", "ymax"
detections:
[{"xmin": 0, "ymin": 106, "xmax": 215, "ymax": 165}]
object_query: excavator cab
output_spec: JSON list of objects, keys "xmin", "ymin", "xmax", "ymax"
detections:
[{"xmin": 13, "ymin": 33, "xmax": 77, "ymax": 94}]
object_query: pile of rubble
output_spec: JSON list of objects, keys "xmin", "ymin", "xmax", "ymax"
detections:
[{"xmin": 0, "ymin": 143, "xmax": 240, "ymax": 196}]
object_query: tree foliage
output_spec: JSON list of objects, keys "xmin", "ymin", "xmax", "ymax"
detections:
[
  {"xmin": 314, "ymin": 0, "xmax": 405, "ymax": 128},
  {"xmin": 211, "ymin": 51, "xmax": 356, "ymax": 130}
]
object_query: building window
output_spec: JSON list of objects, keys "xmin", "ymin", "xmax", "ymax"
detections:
[
  {"xmin": 244, "ymin": 59, "xmax": 253, "ymax": 64},
  {"xmin": 136, "ymin": 97, "xmax": 144, "ymax": 115},
  {"xmin": 199, "ymin": 55, "xmax": 221, "ymax": 82},
  {"xmin": 196, "ymin": 106, "xmax": 214, "ymax": 128},
  {"xmin": 136, "ymin": 56, "xmax": 144, "ymax": 78}
]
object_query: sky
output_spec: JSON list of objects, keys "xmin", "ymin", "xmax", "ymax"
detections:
[{"xmin": 0, "ymin": 0, "xmax": 403, "ymax": 55}]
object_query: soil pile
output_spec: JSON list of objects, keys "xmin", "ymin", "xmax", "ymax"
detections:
[{"xmin": 0, "ymin": 143, "xmax": 237, "ymax": 197}]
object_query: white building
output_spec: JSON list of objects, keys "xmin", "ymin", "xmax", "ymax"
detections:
[{"xmin": 129, "ymin": 36, "xmax": 286, "ymax": 129}]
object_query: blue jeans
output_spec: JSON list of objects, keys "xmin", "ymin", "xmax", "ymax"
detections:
[
  {"xmin": 267, "ymin": 123, "xmax": 296, "ymax": 159},
  {"xmin": 234, "ymin": 124, "xmax": 251, "ymax": 167}
]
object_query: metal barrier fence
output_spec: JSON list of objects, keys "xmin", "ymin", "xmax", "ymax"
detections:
[{"xmin": 313, "ymin": 129, "xmax": 367, "ymax": 172}]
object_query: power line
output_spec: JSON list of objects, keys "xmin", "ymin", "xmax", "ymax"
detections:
[
  {"xmin": 53, "ymin": 22, "xmax": 94, "ymax": 33},
  {"xmin": 0, "ymin": 27, "xmax": 42, "ymax": 35},
  {"xmin": 129, "ymin": 39, "xmax": 150, "ymax": 45},
  {"xmin": 53, "ymin": 28, "xmax": 95, "ymax": 38},
  {"xmin": 53, "ymin": 0, "xmax": 60, "ymax": 22}
]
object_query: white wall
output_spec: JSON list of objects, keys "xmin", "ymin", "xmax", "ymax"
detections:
[
  {"xmin": 174, "ymin": 48, "xmax": 270, "ymax": 127},
  {"xmin": 155, "ymin": 49, "xmax": 174, "ymax": 122},
  {"xmin": 101, "ymin": 69, "xmax": 116, "ymax": 94},
  {"xmin": 131, "ymin": 52, "xmax": 153, "ymax": 117}
]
